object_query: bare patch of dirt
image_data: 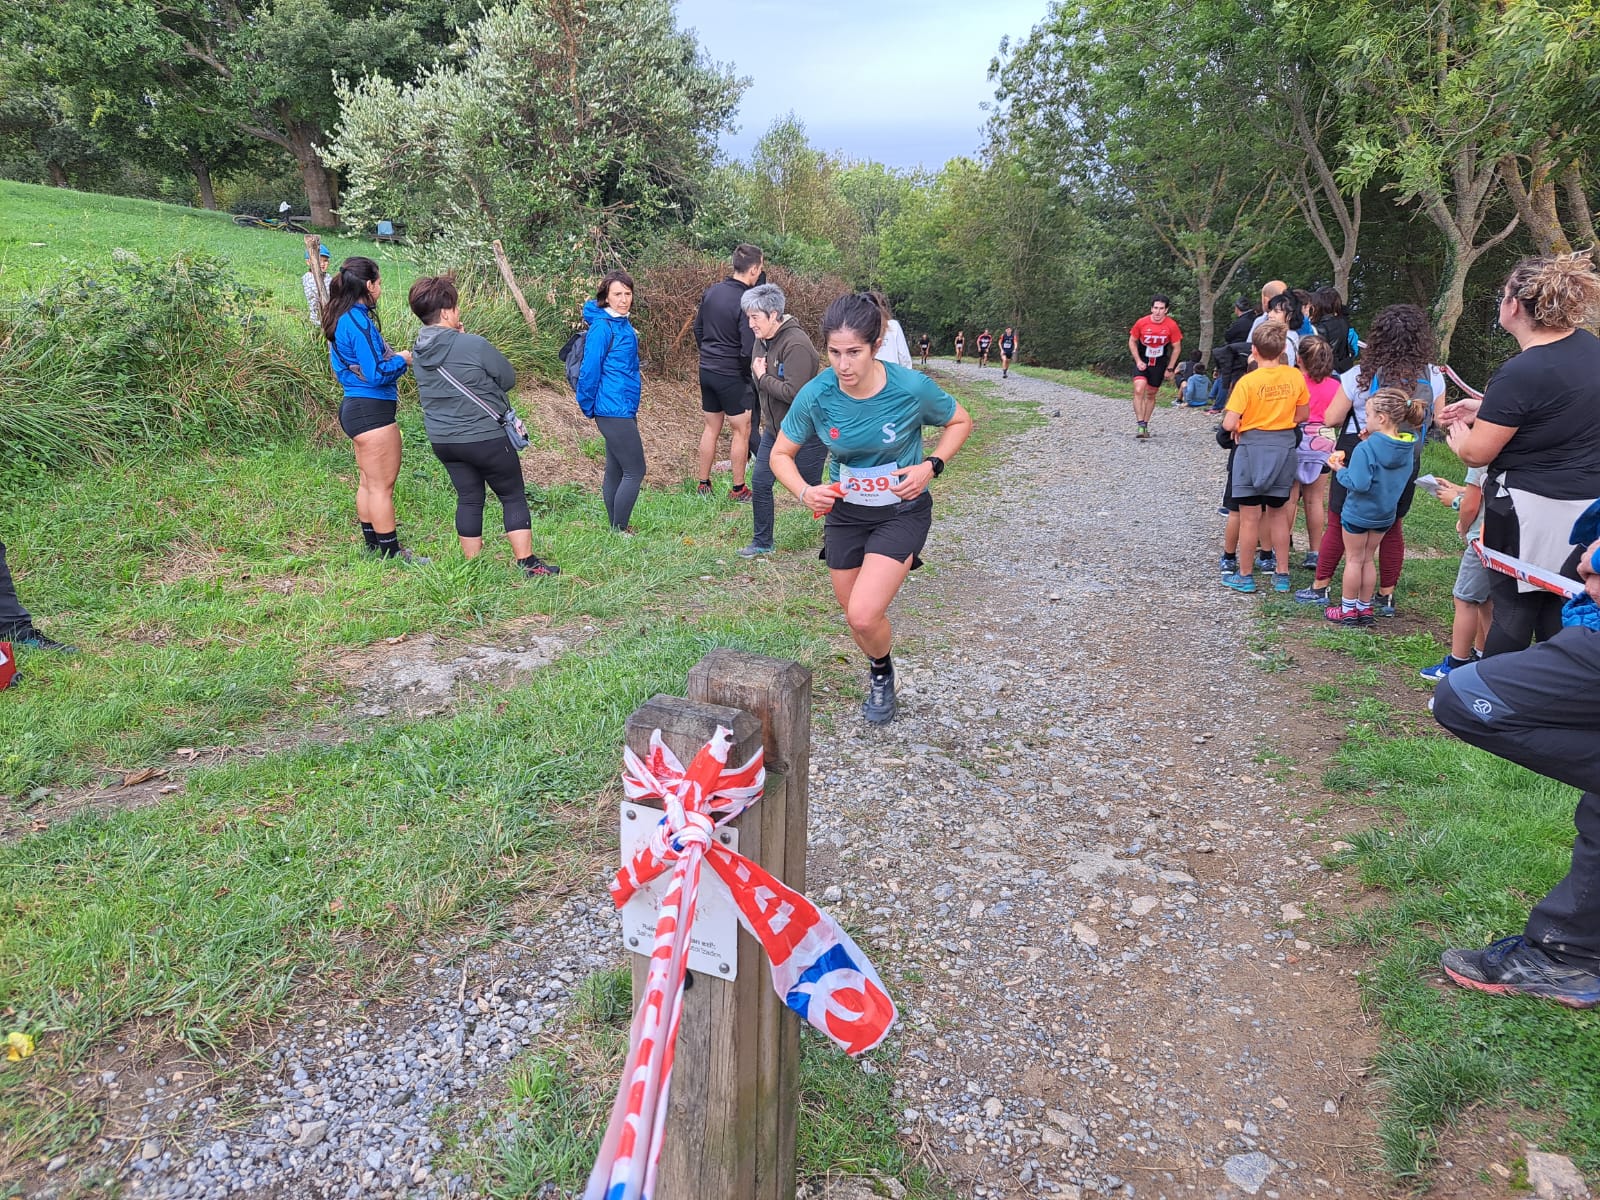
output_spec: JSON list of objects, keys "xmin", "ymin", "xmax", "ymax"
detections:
[
  {"xmin": 518, "ymin": 377, "xmax": 714, "ymax": 489},
  {"xmin": 327, "ymin": 629, "xmax": 567, "ymax": 719}
]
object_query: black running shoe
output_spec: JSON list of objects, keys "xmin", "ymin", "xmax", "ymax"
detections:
[
  {"xmin": 7, "ymin": 626, "xmax": 77, "ymax": 653},
  {"xmin": 1441, "ymin": 936, "xmax": 1600, "ymax": 1009},
  {"xmin": 520, "ymin": 555, "xmax": 561, "ymax": 577},
  {"xmin": 862, "ymin": 669, "xmax": 896, "ymax": 725}
]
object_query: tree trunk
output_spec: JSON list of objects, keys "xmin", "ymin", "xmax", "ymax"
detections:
[
  {"xmin": 190, "ymin": 152, "xmax": 218, "ymax": 210},
  {"xmin": 47, "ymin": 162, "xmax": 68, "ymax": 187},
  {"xmin": 284, "ymin": 118, "xmax": 339, "ymax": 227},
  {"xmin": 1194, "ymin": 279, "xmax": 1217, "ymax": 369},
  {"xmin": 1433, "ymin": 240, "xmax": 1472, "ymax": 361}
]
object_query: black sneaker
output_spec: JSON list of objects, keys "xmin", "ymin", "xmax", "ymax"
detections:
[
  {"xmin": 862, "ymin": 669, "xmax": 896, "ymax": 725},
  {"xmin": 1374, "ymin": 591, "xmax": 1397, "ymax": 617},
  {"xmin": 696, "ymin": 481, "xmax": 714, "ymax": 496},
  {"xmin": 1441, "ymin": 936, "xmax": 1600, "ymax": 1009},
  {"xmin": 728, "ymin": 484, "xmax": 753, "ymax": 502},
  {"xmin": 519, "ymin": 555, "xmax": 561, "ymax": 577},
  {"xmin": 8, "ymin": 626, "xmax": 77, "ymax": 653}
]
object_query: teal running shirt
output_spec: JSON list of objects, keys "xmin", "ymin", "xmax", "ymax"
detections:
[{"xmin": 781, "ymin": 364, "xmax": 958, "ymax": 483}]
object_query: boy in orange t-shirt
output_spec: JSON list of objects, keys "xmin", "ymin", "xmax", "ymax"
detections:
[{"xmin": 1219, "ymin": 324, "xmax": 1309, "ymax": 594}]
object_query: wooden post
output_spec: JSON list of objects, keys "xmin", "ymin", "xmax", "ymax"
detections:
[
  {"xmin": 491, "ymin": 238, "xmax": 539, "ymax": 338},
  {"xmin": 303, "ymin": 234, "xmax": 327, "ymax": 313},
  {"xmin": 623, "ymin": 650, "xmax": 812, "ymax": 1200}
]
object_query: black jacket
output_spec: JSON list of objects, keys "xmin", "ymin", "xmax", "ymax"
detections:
[{"xmin": 694, "ymin": 277, "xmax": 755, "ymax": 378}]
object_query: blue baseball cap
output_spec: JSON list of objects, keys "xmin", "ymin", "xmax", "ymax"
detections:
[{"xmin": 305, "ymin": 243, "xmax": 331, "ymax": 262}]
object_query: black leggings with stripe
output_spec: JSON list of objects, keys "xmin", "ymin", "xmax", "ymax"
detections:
[{"xmin": 430, "ymin": 437, "xmax": 531, "ymax": 537}]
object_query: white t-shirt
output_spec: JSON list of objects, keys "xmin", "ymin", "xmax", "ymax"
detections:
[
  {"xmin": 1337, "ymin": 364, "xmax": 1446, "ymax": 432},
  {"xmin": 876, "ymin": 319, "xmax": 914, "ymax": 369},
  {"xmin": 1247, "ymin": 313, "xmax": 1301, "ymax": 366}
]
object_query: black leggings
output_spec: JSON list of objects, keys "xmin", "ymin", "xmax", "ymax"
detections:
[
  {"xmin": 595, "ymin": 417, "xmax": 646, "ymax": 530},
  {"xmin": 430, "ymin": 438, "xmax": 530, "ymax": 538}
]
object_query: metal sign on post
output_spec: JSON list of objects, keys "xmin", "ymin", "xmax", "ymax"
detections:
[{"xmin": 619, "ymin": 801, "xmax": 741, "ymax": 979}]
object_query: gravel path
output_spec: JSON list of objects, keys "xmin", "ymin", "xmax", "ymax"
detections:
[{"xmin": 72, "ymin": 365, "xmax": 1386, "ymax": 1200}]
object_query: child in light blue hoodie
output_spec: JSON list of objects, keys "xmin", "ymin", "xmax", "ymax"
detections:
[{"xmin": 1325, "ymin": 387, "xmax": 1429, "ymax": 626}]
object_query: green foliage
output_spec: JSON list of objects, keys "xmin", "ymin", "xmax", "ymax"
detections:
[{"xmin": 0, "ymin": 250, "xmax": 323, "ymax": 473}]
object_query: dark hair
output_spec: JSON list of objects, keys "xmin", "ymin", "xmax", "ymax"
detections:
[
  {"xmin": 1502, "ymin": 251, "xmax": 1600, "ymax": 330},
  {"xmin": 1314, "ymin": 287, "xmax": 1346, "ymax": 319},
  {"xmin": 320, "ymin": 256, "xmax": 382, "ymax": 343},
  {"xmin": 1357, "ymin": 304, "xmax": 1436, "ymax": 394},
  {"xmin": 1367, "ymin": 385, "xmax": 1429, "ymax": 432},
  {"xmin": 732, "ymin": 244, "xmax": 763, "ymax": 274},
  {"xmin": 822, "ymin": 292, "xmax": 884, "ymax": 346},
  {"xmin": 1266, "ymin": 290, "xmax": 1302, "ymax": 331},
  {"xmin": 596, "ymin": 270, "xmax": 636, "ymax": 304},
  {"xmin": 864, "ymin": 289, "xmax": 895, "ymax": 324},
  {"xmin": 1292, "ymin": 288, "xmax": 1315, "ymax": 319},
  {"xmin": 1298, "ymin": 334, "xmax": 1334, "ymax": 382},
  {"xmin": 1250, "ymin": 322, "xmax": 1287, "ymax": 361},
  {"xmin": 1235, "ymin": 294, "xmax": 1253, "ymax": 313},
  {"xmin": 1151, "ymin": 293, "xmax": 1172, "ymax": 308},
  {"xmin": 408, "ymin": 275, "xmax": 459, "ymax": 326}
]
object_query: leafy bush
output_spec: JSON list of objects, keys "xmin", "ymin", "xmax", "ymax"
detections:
[{"xmin": 0, "ymin": 250, "xmax": 327, "ymax": 474}]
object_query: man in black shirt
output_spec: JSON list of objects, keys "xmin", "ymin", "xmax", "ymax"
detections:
[
  {"xmin": 694, "ymin": 243, "xmax": 764, "ymax": 500},
  {"xmin": 1210, "ymin": 295, "xmax": 1260, "ymax": 411}
]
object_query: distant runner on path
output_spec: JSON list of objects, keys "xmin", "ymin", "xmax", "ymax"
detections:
[
  {"xmin": 919, "ymin": 332, "xmax": 931, "ymax": 368},
  {"xmin": 977, "ymin": 329, "xmax": 993, "ymax": 367},
  {"xmin": 954, "ymin": 332, "xmax": 965, "ymax": 364},
  {"xmin": 1128, "ymin": 295, "xmax": 1183, "ymax": 439},
  {"xmin": 1000, "ymin": 327, "xmax": 1018, "ymax": 378}
]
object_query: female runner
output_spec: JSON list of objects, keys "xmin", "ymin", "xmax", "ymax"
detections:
[{"xmin": 769, "ymin": 293, "xmax": 974, "ymax": 724}]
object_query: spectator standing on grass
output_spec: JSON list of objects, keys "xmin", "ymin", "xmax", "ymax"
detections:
[
  {"xmin": 1431, "ymin": 502, "xmax": 1600, "ymax": 1009},
  {"xmin": 694, "ymin": 244, "xmax": 763, "ymax": 500},
  {"xmin": 407, "ymin": 276, "xmax": 560, "ymax": 578},
  {"xmin": 322, "ymin": 256, "xmax": 421, "ymax": 562},
  {"xmin": 1295, "ymin": 304, "xmax": 1444, "ymax": 614},
  {"xmin": 1418, "ymin": 467, "xmax": 1491, "ymax": 681},
  {"xmin": 0, "ymin": 541, "xmax": 73, "ymax": 653},
  {"xmin": 1441, "ymin": 253, "xmax": 1600, "ymax": 655},
  {"xmin": 738, "ymin": 283, "xmax": 827, "ymax": 559},
  {"xmin": 1312, "ymin": 286, "xmax": 1359, "ymax": 375},
  {"xmin": 870, "ymin": 292, "xmax": 914, "ymax": 369},
  {"xmin": 1210, "ymin": 294, "xmax": 1259, "ymax": 411},
  {"xmin": 578, "ymin": 270, "xmax": 646, "ymax": 535},
  {"xmin": 302, "ymin": 243, "xmax": 331, "ymax": 324}
]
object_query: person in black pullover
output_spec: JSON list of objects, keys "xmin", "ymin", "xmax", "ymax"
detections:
[{"xmin": 694, "ymin": 244, "xmax": 763, "ymax": 499}]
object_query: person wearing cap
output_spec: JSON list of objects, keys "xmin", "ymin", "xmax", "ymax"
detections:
[{"xmin": 303, "ymin": 243, "xmax": 332, "ymax": 324}]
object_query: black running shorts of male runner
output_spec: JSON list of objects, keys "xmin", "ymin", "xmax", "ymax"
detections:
[
  {"xmin": 819, "ymin": 492, "xmax": 933, "ymax": 572},
  {"xmin": 1135, "ymin": 359, "xmax": 1167, "ymax": 390},
  {"xmin": 700, "ymin": 367, "xmax": 754, "ymax": 417},
  {"xmin": 339, "ymin": 397, "xmax": 398, "ymax": 438}
]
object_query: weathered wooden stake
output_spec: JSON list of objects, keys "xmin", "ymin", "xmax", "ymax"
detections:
[
  {"xmin": 623, "ymin": 650, "xmax": 812, "ymax": 1200},
  {"xmin": 491, "ymin": 238, "xmax": 539, "ymax": 338},
  {"xmin": 303, "ymin": 234, "xmax": 327, "ymax": 311}
]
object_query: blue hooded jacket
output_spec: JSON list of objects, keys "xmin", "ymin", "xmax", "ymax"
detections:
[
  {"xmin": 1336, "ymin": 430, "xmax": 1416, "ymax": 529},
  {"xmin": 577, "ymin": 299, "xmax": 641, "ymax": 419},
  {"xmin": 330, "ymin": 303, "xmax": 408, "ymax": 401}
]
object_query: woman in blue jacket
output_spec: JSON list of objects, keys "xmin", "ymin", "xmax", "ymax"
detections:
[
  {"xmin": 577, "ymin": 271, "xmax": 645, "ymax": 533},
  {"xmin": 321, "ymin": 256, "xmax": 418, "ymax": 560}
]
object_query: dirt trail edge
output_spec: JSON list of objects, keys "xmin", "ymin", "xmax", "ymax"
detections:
[{"xmin": 803, "ymin": 364, "xmax": 1386, "ymax": 1200}]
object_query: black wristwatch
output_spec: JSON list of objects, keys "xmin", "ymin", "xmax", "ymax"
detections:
[{"xmin": 927, "ymin": 456, "xmax": 945, "ymax": 477}]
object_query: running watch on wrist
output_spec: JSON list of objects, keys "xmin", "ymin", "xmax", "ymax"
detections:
[{"xmin": 927, "ymin": 456, "xmax": 945, "ymax": 477}]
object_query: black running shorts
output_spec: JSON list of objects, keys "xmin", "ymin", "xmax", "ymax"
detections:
[
  {"xmin": 339, "ymin": 397, "xmax": 398, "ymax": 438},
  {"xmin": 1135, "ymin": 359, "xmax": 1167, "ymax": 389},
  {"xmin": 700, "ymin": 368, "xmax": 754, "ymax": 417},
  {"xmin": 820, "ymin": 491, "xmax": 933, "ymax": 572}
]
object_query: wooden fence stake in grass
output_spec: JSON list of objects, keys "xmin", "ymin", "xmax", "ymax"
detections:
[
  {"xmin": 303, "ymin": 234, "xmax": 327, "ymax": 312},
  {"xmin": 624, "ymin": 650, "xmax": 812, "ymax": 1200},
  {"xmin": 491, "ymin": 238, "xmax": 539, "ymax": 338}
]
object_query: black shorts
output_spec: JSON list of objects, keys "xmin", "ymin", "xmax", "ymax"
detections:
[
  {"xmin": 820, "ymin": 491, "xmax": 933, "ymax": 571},
  {"xmin": 1135, "ymin": 359, "xmax": 1167, "ymax": 389},
  {"xmin": 700, "ymin": 368, "xmax": 753, "ymax": 417},
  {"xmin": 340, "ymin": 397, "xmax": 398, "ymax": 438},
  {"xmin": 1232, "ymin": 494, "xmax": 1290, "ymax": 509},
  {"xmin": 1001, "ymin": 343, "xmax": 1015, "ymax": 358},
  {"xmin": 1341, "ymin": 519, "xmax": 1393, "ymax": 535},
  {"xmin": 978, "ymin": 343, "xmax": 991, "ymax": 356}
]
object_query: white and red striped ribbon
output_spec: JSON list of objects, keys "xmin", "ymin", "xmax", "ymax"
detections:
[
  {"xmin": 585, "ymin": 728, "xmax": 896, "ymax": 1200},
  {"xmin": 1441, "ymin": 364, "xmax": 1485, "ymax": 401},
  {"xmin": 1471, "ymin": 539, "xmax": 1585, "ymax": 599}
]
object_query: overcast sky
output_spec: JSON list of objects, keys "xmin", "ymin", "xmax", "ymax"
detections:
[{"xmin": 674, "ymin": 0, "xmax": 1048, "ymax": 170}]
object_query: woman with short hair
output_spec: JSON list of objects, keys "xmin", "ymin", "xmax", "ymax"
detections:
[
  {"xmin": 407, "ymin": 276, "xmax": 559, "ymax": 577},
  {"xmin": 577, "ymin": 271, "xmax": 646, "ymax": 534},
  {"xmin": 1443, "ymin": 252, "xmax": 1600, "ymax": 653},
  {"xmin": 769, "ymin": 293, "xmax": 974, "ymax": 724},
  {"xmin": 321, "ymin": 256, "xmax": 418, "ymax": 560}
]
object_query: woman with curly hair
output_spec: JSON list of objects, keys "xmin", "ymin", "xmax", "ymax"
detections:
[
  {"xmin": 1294, "ymin": 304, "xmax": 1444, "ymax": 613},
  {"xmin": 1441, "ymin": 252, "xmax": 1600, "ymax": 653}
]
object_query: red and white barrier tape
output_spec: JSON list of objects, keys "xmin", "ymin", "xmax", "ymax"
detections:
[
  {"xmin": 1441, "ymin": 364, "xmax": 1485, "ymax": 401},
  {"xmin": 1471, "ymin": 539, "xmax": 1584, "ymax": 599},
  {"xmin": 585, "ymin": 728, "xmax": 896, "ymax": 1200}
]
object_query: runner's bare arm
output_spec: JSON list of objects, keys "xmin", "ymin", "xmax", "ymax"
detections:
[
  {"xmin": 892, "ymin": 403, "xmax": 975, "ymax": 499},
  {"xmin": 1128, "ymin": 334, "xmax": 1142, "ymax": 367},
  {"xmin": 770, "ymin": 432, "xmax": 836, "ymax": 513}
]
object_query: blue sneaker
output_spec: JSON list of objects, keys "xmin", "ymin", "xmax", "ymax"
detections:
[
  {"xmin": 1302, "ymin": 552, "xmax": 1319, "ymax": 571},
  {"xmin": 1374, "ymin": 591, "xmax": 1397, "ymax": 617},
  {"xmin": 1219, "ymin": 553, "xmax": 1239, "ymax": 574},
  {"xmin": 1293, "ymin": 584, "xmax": 1329, "ymax": 605},
  {"xmin": 1222, "ymin": 572, "xmax": 1257, "ymax": 594},
  {"xmin": 1419, "ymin": 656, "xmax": 1457, "ymax": 683},
  {"xmin": 1255, "ymin": 551, "xmax": 1276, "ymax": 572},
  {"xmin": 1441, "ymin": 936, "xmax": 1600, "ymax": 1009},
  {"xmin": 1272, "ymin": 573, "xmax": 1292, "ymax": 593}
]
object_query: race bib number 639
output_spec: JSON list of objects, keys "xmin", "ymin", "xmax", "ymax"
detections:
[{"xmin": 839, "ymin": 462, "xmax": 901, "ymax": 506}]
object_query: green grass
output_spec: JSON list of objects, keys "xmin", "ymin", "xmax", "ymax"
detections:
[
  {"xmin": 1257, "ymin": 434, "xmax": 1600, "ymax": 1180},
  {"xmin": 1009, "ymin": 363, "xmax": 1167, "ymax": 403}
]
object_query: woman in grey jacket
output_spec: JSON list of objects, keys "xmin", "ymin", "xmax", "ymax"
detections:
[{"xmin": 407, "ymin": 277, "xmax": 559, "ymax": 577}]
